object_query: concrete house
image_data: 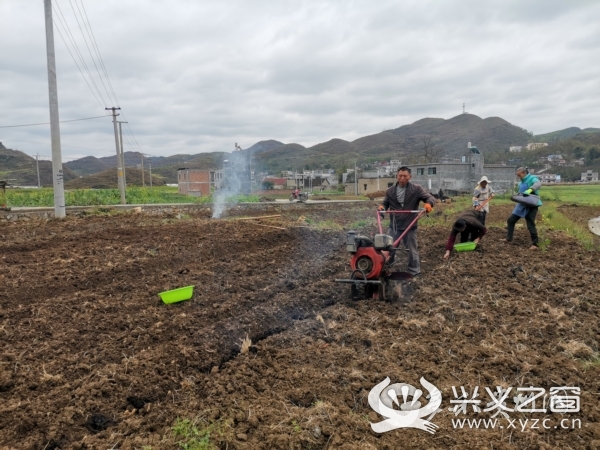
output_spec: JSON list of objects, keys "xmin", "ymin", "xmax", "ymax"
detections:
[
  {"xmin": 177, "ymin": 169, "xmax": 223, "ymax": 197},
  {"xmin": 539, "ymin": 173, "xmax": 561, "ymax": 183},
  {"xmin": 406, "ymin": 144, "xmax": 517, "ymax": 195},
  {"xmin": 581, "ymin": 170, "xmax": 599, "ymax": 182},
  {"xmin": 262, "ymin": 177, "xmax": 287, "ymax": 189},
  {"xmin": 346, "ymin": 143, "xmax": 517, "ymax": 196}
]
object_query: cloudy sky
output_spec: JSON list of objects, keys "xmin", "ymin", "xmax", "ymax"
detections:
[{"xmin": 1, "ymin": 0, "xmax": 599, "ymax": 161}]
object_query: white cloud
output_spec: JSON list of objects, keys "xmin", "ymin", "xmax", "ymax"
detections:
[{"xmin": 0, "ymin": 0, "xmax": 599, "ymax": 161}]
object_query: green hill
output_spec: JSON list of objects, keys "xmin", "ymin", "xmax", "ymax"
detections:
[
  {"xmin": 6, "ymin": 114, "xmax": 599, "ymax": 183},
  {"xmin": 64, "ymin": 155, "xmax": 109, "ymax": 176},
  {"xmin": 65, "ymin": 168, "xmax": 165, "ymax": 189},
  {"xmin": 0, "ymin": 143, "xmax": 77, "ymax": 186},
  {"xmin": 253, "ymin": 114, "xmax": 533, "ymax": 172},
  {"xmin": 534, "ymin": 127, "xmax": 600, "ymax": 143}
]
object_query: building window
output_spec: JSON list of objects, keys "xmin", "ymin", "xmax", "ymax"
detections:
[
  {"xmin": 472, "ymin": 164, "xmax": 475, "ymax": 168},
  {"xmin": 364, "ymin": 184, "xmax": 367, "ymax": 191},
  {"xmin": 428, "ymin": 167, "xmax": 436, "ymax": 175},
  {"xmin": 388, "ymin": 182, "xmax": 393, "ymax": 188},
  {"xmin": 417, "ymin": 168, "xmax": 425, "ymax": 175}
]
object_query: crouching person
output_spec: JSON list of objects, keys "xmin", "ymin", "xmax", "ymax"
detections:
[{"xmin": 443, "ymin": 210, "xmax": 487, "ymax": 260}]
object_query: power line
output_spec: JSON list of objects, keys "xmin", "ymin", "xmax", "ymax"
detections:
[
  {"xmin": 124, "ymin": 122, "xmax": 144, "ymax": 153},
  {"xmin": 52, "ymin": 11, "xmax": 105, "ymax": 109},
  {"xmin": 53, "ymin": 1, "xmax": 105, "ymax": 103},
  {"xmin": 0, "ymin": 115, "xmax": 109, "ymax": 129},
  {"xmin": 0, "ymin": 138, "xmax": 109, "ymax": 153},
  {"xmin": 52, "ymin": 1, "xmax": 146, "ymax": 155},
  {"xmin": 67, "ymin": 0, "xmax": 114, "ymax": 106},
  {"xmin": 72, "ymin": 1, "xmax": 145, "ymax": 154},
  {"xmin": 120, "ymin": 128, "xmax": 137, "ymax": 152},
  {"xmin": 78, "ymin": 0, "xmax": 120, "ymax": 106},
  {"xmin": 52, "ymin": 1, "xmax": 109, "ymax": 108}
]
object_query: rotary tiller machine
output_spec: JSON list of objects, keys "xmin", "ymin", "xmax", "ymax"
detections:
[{"xmin": 335, "ymin": 209, "xmax": 427, "ymax": 301}]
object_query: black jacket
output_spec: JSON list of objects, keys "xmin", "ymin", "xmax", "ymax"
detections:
[
  {"xmin": 445, "ymin": 210, "xmax": 487, "ymax": 251},
  {"xmin": 382, "ymin": 182, "xmax": 436, "ymax": 231}
]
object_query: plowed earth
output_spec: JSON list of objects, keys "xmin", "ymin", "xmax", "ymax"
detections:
[{"xmin": 1, "ymin": 203, "xmax": 599, "ymax": 449}]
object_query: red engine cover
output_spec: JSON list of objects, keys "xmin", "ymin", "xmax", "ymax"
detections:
[{"xmin": 350, "ymin": 247, "xmax": 388, "ymax": 280}]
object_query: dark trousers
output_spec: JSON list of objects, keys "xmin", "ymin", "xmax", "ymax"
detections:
[
  {"xmin": 388, "ymin": 227, "xmax": 420, "ymax": 275},
  {"xmin": 507, "ymin": 207, "xmax": 538, "ymax": 246},
  {"xmin": 480, "ymin": 210, "xmax": 487, "ymax": 225},
  {"xmin": 460, "ymin": 228, "xmax": 479, "ymax": 243}
]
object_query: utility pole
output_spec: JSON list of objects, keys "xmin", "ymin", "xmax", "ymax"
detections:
[
  {"xmin": 354, "ymin": 160, "xmax": 358, "ymax": 196},
  {"xmin": 140, "ymin": 153, "xmax": 145, "ymax": 187},
  {"xmin": 35, "ymin": 153, "xmax": 41, "ymax": 188},
  {"xmin": 105, "ymin": 106, "xmax": 125, "ymax": 204},
  {"xmin": 117, "ymin": 121, "xmax": 128, "ymax": 188},
  {"xmin": 148, "ymin": 162, "xmax": 152, "ymax": 189},
  {"xmin": 43, "ymin": 0, "xmax": 66, "ymax": 218}
]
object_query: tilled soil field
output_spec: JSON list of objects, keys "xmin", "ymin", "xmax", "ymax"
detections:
[{"xmin": 1, "ymin": 204, "xmax": 599, "ymax": 449}]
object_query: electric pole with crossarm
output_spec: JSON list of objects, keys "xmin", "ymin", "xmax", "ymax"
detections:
[
  {"xmin": 117, "ymin": 121, "xmax": 128, "ymax": 188},
  {"xmin": 106, "ymin": 107, "xmax": 126, "ymax": 204}
]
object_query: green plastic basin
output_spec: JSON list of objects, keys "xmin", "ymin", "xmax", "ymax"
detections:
[
  {"xmin": 158, "ymin": 285, "xmax": 195, "ymax": 304},
  {"xmin": 454, "ymin": 242, "xmax": 477, "ymax": 252}
]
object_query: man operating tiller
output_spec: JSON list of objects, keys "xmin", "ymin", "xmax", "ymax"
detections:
[{"xmin": 378, "ymin": 167, "xmax": 436, "ymax": 276}]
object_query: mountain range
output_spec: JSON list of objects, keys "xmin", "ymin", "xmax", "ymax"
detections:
[{"xmin": 1, "ymin": 114, "xmax": 599, "ymax": 186}]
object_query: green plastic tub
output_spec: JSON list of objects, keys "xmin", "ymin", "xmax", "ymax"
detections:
[
  {"xmin": 454, "ymin": 242, "xmax": 477, "ymax": 252},
  {"xmin": 158, "ymin": 285, "xmax": 195, "ymax": 304}
]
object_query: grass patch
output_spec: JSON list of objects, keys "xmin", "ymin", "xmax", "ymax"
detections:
[
  {"xmin": 539, "ymin": 203, "xmax": 598, "ymax": 250},
  {"xmin": 582, "ymin": 354, "xmax": 600, "ymax": 370},
  {"xmin": 537, "ymin": 229, "xmax": 552, "ymax": 251},
  {"xmin": 291, "ymin": 420, "xmax": 302, "ymax": 434},
  {"xmin": 348, "ymin": 217, "xmax": 376, "ymax": 229},
  {"xmin": 171, "ymin": 417, "xmax": 232, "ymax": 450},
  {"xmin": 314, "ymin": 219, "xmax": 343, "ymax": 231}
]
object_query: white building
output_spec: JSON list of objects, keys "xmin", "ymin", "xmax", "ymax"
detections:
[
  {"xmin": 581, "ymin": 170, "xmax": 599, "ymax": 182},
  {"xmin": 526, "ymin": 142, "xmax": 549, "ymax": 151},
  {"xmin": 538, "ymin": 173, "xmax": 561, "ymax": 183},
  {"xmin": 509, "ymin": 146, "xmax": 523, "ymax": 153}
]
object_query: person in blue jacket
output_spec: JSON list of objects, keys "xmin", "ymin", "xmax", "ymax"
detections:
[{"xmin": 503, "ymin": 167, "xmax": 542, "ymax": 249}]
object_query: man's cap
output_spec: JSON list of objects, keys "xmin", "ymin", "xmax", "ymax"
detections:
[{"xmin": 479, "ymin": 176, "xmax": 490, "ymax": 183}]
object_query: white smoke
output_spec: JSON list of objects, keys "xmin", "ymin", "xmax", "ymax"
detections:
[
  {"xmin": 211, "ymin": 188, "xmax": 229, "ymax": 219},
  {"xmin": 212, "ymin": 149, "xmax": 250, "ymax": 219}
]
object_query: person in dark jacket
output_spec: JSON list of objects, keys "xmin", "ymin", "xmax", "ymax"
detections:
[
  {"xmin": 443, "ymin": 210, "xmax": 487, "ymax": 259},
  {"xmin": 378, "ymin": 167, "xmax": 436, "ymax": 275}
]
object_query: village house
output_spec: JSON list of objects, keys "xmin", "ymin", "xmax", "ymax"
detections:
[
  {"xmin": 261, "ymin": 177, "xmax": 287, "ymax": 189},
  {"xmin": 538, "ymin": 173, "xmax": 561, "ymax": 183},
  {"xmin": 581, "ymin": 170, "xmax": 599, "ymax": 182},
  {"xmin": 177, "ymin": 169, "xmax": 222, "ymax": 197},
  {"xmin": 346, "ymin": 143, "xmax": 517, "ymax": 196},
  {"xmin": 526, "ymin": 142, "xmax": 549, "ymax": 150}
]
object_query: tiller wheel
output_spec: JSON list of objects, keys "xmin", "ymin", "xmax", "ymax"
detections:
[{"xmin": 335, "ymin": 209, "xmax": 426, "ymax": 301}]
